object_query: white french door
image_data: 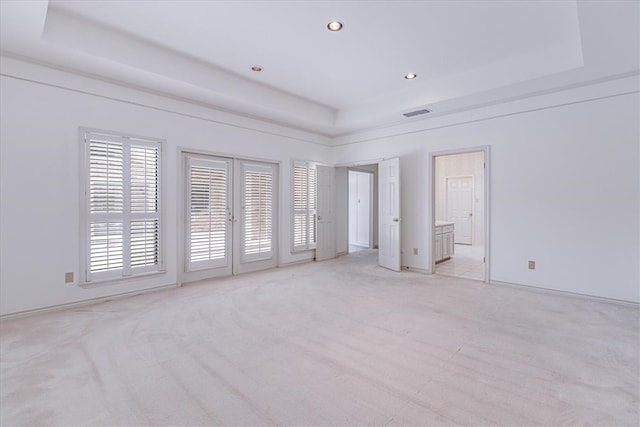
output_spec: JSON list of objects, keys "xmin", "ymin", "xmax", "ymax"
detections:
[
  {"xmin": 185, "ymin": 156, "xmax": 233, "ymax": 281},
  {"xmin": 233, "ymin": 161, "xmax": 278, "ymax": 274},
  {"xmin": 183, "ymin": 154, "xmax": 278, "ymax": 283}
]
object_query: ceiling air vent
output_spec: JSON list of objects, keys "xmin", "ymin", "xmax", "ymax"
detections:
[{"xmin": 403, "ymin": 108, "xmax": 432, "ymax": 118}]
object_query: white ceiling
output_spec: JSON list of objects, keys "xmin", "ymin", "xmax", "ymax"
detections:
[{"xmin": 1, "ymin": 0, "xmax": 638, "ymax": 137}]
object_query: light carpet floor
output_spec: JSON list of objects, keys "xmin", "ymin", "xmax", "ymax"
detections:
[{"xmin": 1, "ymin": 250, "xmax": 638, "ymax": 426}]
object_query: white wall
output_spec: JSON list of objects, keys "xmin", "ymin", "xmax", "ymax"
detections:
[
  {"xmin": 0, "ymin": 64, "xmax": 331, "ymax": 316},
  {"xmin": 332, "ymin": 83, "xmax": 640, "ymax": 303},
  {"xmin": 435, "ymin": 152, "xmax": 485, "ymax": 246},
  {"xmin": 1, "ymin": 59, "xmax": 638, "ymax": 314}
]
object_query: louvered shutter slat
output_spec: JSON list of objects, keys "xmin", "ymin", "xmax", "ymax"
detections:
[
  {"xmin": 130, "ymin": 220, "xmax": 159, "ymax": 267},
  {"xmin": 89, "ymin": 221, "xmax": 123, "ymax": 272},
  {"xmin": 89, "ymin": 141, "xmax": 124, "ymax": 213},
  {"xmin": 130, "ymin": 146, "xmax": 159, "ymax": 213}
]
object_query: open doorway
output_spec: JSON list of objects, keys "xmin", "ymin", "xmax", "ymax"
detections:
[
  {"xmin": 349, "ymin": 170, "xmax": 372, "ymax": 252},
  {"xmin": 432, "ymin": 150, "xmax": 488, "ymax": 281},
  {"xmin": 347, "ymin": 165, "xmax": 378, "ymax": 253}
]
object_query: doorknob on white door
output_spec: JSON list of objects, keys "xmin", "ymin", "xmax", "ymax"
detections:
[
  {"xmin": 393, "ymin": 218, "xmax": 400, "ymax": 222},
  {"xmin": 317, "ymin": 215, "xmax": 322, "ymax": 220}
]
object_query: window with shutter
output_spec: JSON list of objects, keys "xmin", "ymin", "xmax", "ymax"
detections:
[
  {"xmin": 292, "ymin": 161, "xmax": 317, "ymax": 251},
  {"xmin": 82, "ymin": 130, "xmax": 163, "ymax": 283}
]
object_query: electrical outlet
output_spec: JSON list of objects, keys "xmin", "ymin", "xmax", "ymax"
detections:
[
  {"xmin": 413, "ymin": 248, "xmax": 418, "ymax": 255},
  {"xmin": 528, "ymin": 261, "xmax": 536, "ymax": 270},
  {"xmin": 65, "ymin": 272, "xmax": 74, "ymax": 283}
]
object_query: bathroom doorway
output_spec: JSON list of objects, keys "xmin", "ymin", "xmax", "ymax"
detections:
[{"xmin": 432, "ymin": 149, "xmax": 488, "ymax": 281}]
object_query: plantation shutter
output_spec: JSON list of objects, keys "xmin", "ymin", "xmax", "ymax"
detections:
[
  {"xmin": 84, "ymin": 131, "xmax": 162, "ymax": 282},
  {"xmin": 308, "ymin": 167, "xmax": 317, "ymax": 247},
  {"xmin": 293, "ymin": 163, "xmax": 308, "ymax": 248},
  {"xmin": 130, "ymin": 145, "xmax": 160, "ymax": 270},
  {"xmin": 88, "ymin": 139, "xmax": 124, "ymax": 277},
  {"xmin": 292, "ymin": 161, "xmax": 317, "ymax": 251},
  {"xmin": 187, "ymin": 157, "xmax": 231, "ymax": 271},
  {"xmin": 241, "ymin": 163, "xmax": 274, "ymax": 262}
]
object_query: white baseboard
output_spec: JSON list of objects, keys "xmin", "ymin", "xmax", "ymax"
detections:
[
  {"xmin": 279, "ymin": 258, "xmax": 314, "ymax": 267},
  {"xmin": 0, "ymin": 283, "xmax": 178, "ymax": 320},
  {"xmin": 489, "ymin": 280, "xmax": 639, "ymax": 307},
  {"xmin": 401, "ymin": 265, "xmax": 431, "ymax": 274}
]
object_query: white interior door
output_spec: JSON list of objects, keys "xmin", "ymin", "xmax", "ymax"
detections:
[
  {"xmin": 315, "ymin": 165, "xmax": 336, "ymax": 261},
  {"xmin": 184, "ymin": 155, "xmax": 233, "ymax": 282},
  {"xmin": 379, "ymin": 158, "xmax": 401, "ymax": 271},
  {"xmin": 446, "ymin": 176, "xmax": 473, "ymax": 244}
]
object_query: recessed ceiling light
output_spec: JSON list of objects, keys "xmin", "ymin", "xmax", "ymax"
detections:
[
  {"xmin": 251, "ymin": 65, "xmax": 263, "ymax": 72},
  {"xmin": 327, "ymin": 20, "xmax": 343, "ymax": 32},
  {"xmin": 405, "ymin": 73, "xmax": 417, "ymax": 80}
]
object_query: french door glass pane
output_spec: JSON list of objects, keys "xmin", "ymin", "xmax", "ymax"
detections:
[
  {"xmin": 243, "ymin": 169, "xmax": 273, "ymax": 256},
  {"xmin": 189, "ymin": 164, "xmax": 228, "ymax": 265}
]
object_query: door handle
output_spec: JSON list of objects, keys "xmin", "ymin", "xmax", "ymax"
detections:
[
  {"xmin": 228, "ymin": 208, "xmax": 237, "ymax": 223},
  {"xmin": 393, "ymin": 218, "xmax": 400, "ymax": 222},
  {"xmin": 469, "ymin": 213, "xmax": 473, "ymax": 217},
  {"xmin": 317, "ymin": 215, "xmax": 322, "ymax": 220}
]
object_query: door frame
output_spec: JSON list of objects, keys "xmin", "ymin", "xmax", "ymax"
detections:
[
  {"xmin": 429, "ymin": 146, "xmax": 490, "ymax": 282},
  {"xmin": 177, "ymin": 147, "xmax": 280, "ymax": 286},
  {"xmin": 445, "ymin": 174, "xmax": 474, "ymax": 245}
]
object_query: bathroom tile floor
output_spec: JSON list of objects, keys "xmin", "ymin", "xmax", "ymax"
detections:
[{"xmin": 435, "ymin": 244, "xmax": 485, "ymax": 281}]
